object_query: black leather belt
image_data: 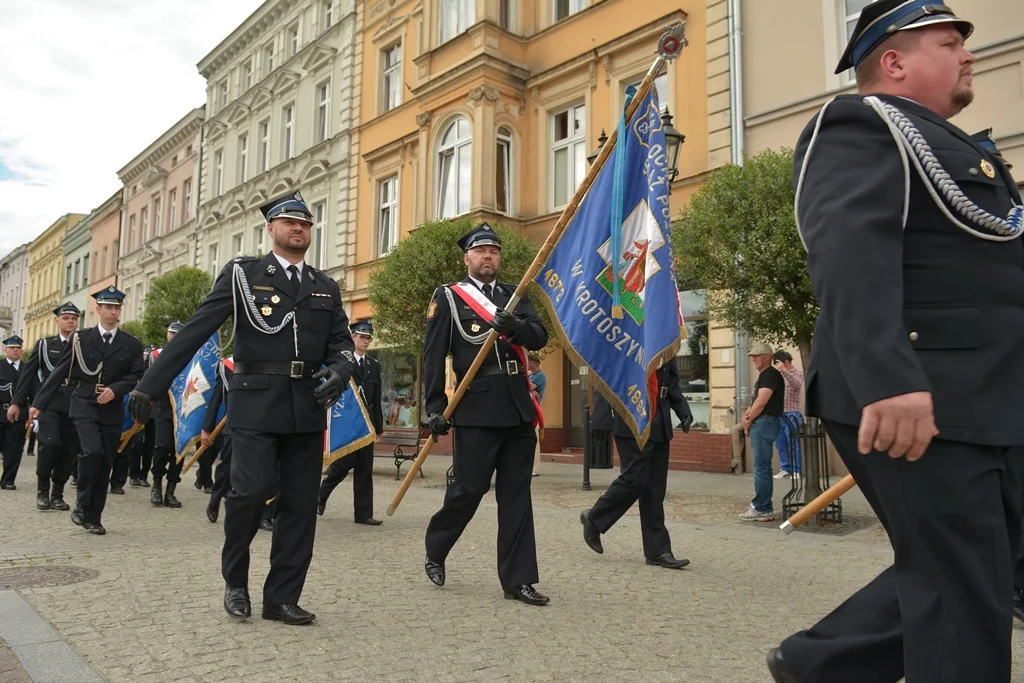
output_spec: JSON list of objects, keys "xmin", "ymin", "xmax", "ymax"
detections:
[
  {"xmin": 659, "ymin": 387, "xmax": 668, "ymax": 398},
  {"xmin": 65, "ymin": 379, "xmax": 106, "ymax": 394},
  {"xmin": 233, "ymin": 361, "xmax": 319, "ymax": 379},
  {"xmin": 457, "ymin": 360, "xmax": 522, "ymax": 383}
]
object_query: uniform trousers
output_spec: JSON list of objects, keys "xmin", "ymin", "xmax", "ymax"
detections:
[
  {"xmin": 780, "ymin": 421, "xmax": 1024, "ymax": 683},
  {"xmin": 35, "ymin": 410, "xmax": 79, "ymax": 491},
  {"xmin": 129, "ymin": 426, "xmax": 152, "ymax": 482},
  {"xmin": 425, "ymin": 423, "xmax": 538, "ymax": 590},
  {"xmin": 72, "ymin": 417, "xmax": 120, "ymax": 525},
  {"xmin": 318, "ymin": 444, "xmax": 374, "ymax": 520},
  {"xmin": 588, "ymin": 436, "xmax": 672, "ymax": 558},
  {"xmin": 27, "ymin": 429, "xmax": 36, "ymax": 456},
  {"xmin": 150, "ymin": 407, "xmax": 181, "ymax": 484},
  {"xmin": 211, "ymin": 434, "xmax": 231, "ymax": 500},
  {"xmin": 0, "ymin": 419, "xmax": 27, "ymax": 486},
  {"xmin": 195, "ymin": 447, "xmax": 215, "ymax": 488},
  {"xmin": 222, "ymin": 428, "xmax": 321, "ymax": 606},
  {"xmin": 108, "ymin": 438, "xmax": 133, "ymax": 490}
]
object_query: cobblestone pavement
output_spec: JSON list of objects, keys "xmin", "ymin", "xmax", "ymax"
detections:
[
  {"xmin": 1, "ymin": 461, "xmax": 1022, "ymax": 682},
  {"xmin": 0, "ymin": 639, "xmax": 32, "ymax": 683}
]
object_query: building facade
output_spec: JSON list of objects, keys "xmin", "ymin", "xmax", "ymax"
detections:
[
  {"xmin": 25, "ymin": 215, "xmax": 85, "ymax": 347},
  {"xmin": 61, "ymin": 212, "xmax": 93, "ymax": 321},
  {"xmin": 0, "ymin": 244, "xmax": 30, "ymax": 340},
  {"xmin": 345, "ymin": 0, "xmax": 736, "ymax": 468},
  {"xmin": 117, "ymin": 108, "xmax": 205, "ymax": 324},
  {"xmin": 195, "ymin": 0, "xmax": 359, "ymax": 286},
  {"xmin": 82, "ymin": 191, "xmax": 123, "ymax": 328}
]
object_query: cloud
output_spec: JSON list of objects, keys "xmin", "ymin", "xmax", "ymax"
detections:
[{"xmin": 0, "ymin": 0, "xmax": 265, "ymax": 257}]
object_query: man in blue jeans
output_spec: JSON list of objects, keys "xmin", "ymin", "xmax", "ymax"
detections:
[
  {"xmin": 739, "ymin": 343, "xmax": 784, "ymax": 522},
  {"xmin": 773, "ymin": 351, "xmax": 804, "ymax": 478}
]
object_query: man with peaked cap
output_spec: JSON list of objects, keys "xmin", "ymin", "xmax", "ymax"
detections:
[
  {"xmin": 127, "ymin": 190, "xmax": 354, "ymax": 626},
  {"xmin": 317, "ymin": 319, "xmax": 385, "ymax": 524},
  {"xmin": 147, "ymin": 320, "xmax": 186, "ymax": 508},
  {"xmin": 0, "ymin": 335, "xmax": 27, "ymax": 489},
  {"xmin": 768, "ymin": 2, "xmax": 1024, "ymax": 682},
  {"xmin": 421, "ymin": 223, "xmax": 550, "ymax": 606},
  {"xmin": 33, "ymin": 287, "xmax": 145, "ymax": 535},
  {"xmin": 11, "ymin": 303, "xmax": 82, "ymax": 510}
]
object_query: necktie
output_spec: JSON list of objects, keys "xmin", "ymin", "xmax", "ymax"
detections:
[
  {"xmin": 287, "ymin": 265, "xmax": 300, "ymax": 296},
  {"xmin": 482, "ymin": 284, "xmax": 493, "ymax": 301},
  {"xmin": 102, "ymin": 332, "xmax": 112, "ymax": 345},
  {"xmin": 358, "ymin": 357, "xmax": 363, "ymax": 369}
]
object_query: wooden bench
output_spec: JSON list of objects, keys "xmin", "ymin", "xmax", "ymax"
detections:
[{"xmin": 377, "ymin": 430, "xmax": 425, "ymax": 480}]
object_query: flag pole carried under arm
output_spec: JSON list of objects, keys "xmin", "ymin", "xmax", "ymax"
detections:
[
  {"xmin": 779, "ymin": 474, "xmax": 857, "ymax": 534},
  {"xmin": 181, "ymin": 417, "xmax": 226, "ymax": 474},
  {"xmin": 118, "ymin": 421, "xmax": 145, "ymax": 454},
  {"xmin": 385, "ymin": 24, "xmax": 688, "ymax": 517}
]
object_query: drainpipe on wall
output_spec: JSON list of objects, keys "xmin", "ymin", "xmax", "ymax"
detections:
[
  {"xmin": 728, "ymin": 0, "xmax": 750, "ymax": 423},
  {"xmin": 192, "ymin": 122, "xmax": 206, "ymax": 270}
]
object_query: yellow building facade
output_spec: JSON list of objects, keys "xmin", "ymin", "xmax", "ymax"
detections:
[
  {"xmin": 24, "ymin": 214, "xmax": 86, "ymax": 347},
  {"xmin": 347, "ymin": 0, "xmax": 735, "ymax": 465}
]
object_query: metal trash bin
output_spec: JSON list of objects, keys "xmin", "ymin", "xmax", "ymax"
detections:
[
  {"xmin": 589, "ymin": 429, "xmax": 614, "ymax": 469},
  {"xmin": 781, "ymin": 417, "xmax": 843, "ymax": 526}
]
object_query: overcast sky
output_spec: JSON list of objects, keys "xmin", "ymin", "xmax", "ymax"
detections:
[{"xmin": 0, "ymin": 0, "xmax": 265, "ymax": 258}]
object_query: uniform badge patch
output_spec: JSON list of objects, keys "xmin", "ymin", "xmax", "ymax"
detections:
[
  {"xmin": 267, "ymin": 264, "xmax": 277, "ymax": 275},
  {"xmin": 261, "ymin": 305, "xmax": 273, "ymax": 317},
  {"xmin": 427, "ymin": 301, "xmax": 437, "ymax": 319},
  {"xmin": 271, "ymin": 295, "xmax": 281, "ymax": 304},
  {"xmin": 980, "ymin": 159, "xmax": 996, "ymax": 179},
  {"xmin": 470, "ymin": 323, "xmax": 481, "ymax": 333}
]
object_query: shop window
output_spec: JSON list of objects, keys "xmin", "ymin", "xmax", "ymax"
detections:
[{"xmin": 674, "ymin": 289, "xmax": 710, "ymax": 430}]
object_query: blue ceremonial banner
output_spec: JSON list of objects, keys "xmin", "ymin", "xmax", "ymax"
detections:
[
  {"xmin": 533, "ymin": 85, "xmax": 683, "ymax": 447},
  {"xmin": 121, "ymin": 394, "xmax": 136, "ymax": 438},
  {"xmin": 168, "ymin": 333, "xmax": 221, "ymax": 461},
  {"xmin": 325, "ymin": 379, "xmax": 376, "ymax": 470}
]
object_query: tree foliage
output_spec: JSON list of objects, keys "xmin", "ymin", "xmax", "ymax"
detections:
[
  {"xmin": 119, "ymin": 320, "xmax": 148, "ymax": 344},
  {"xmin": 672, "ymin": 148, "xmax": 818, "ymax": 364},
  {"xmin": 367, "ymin": 217, "xmax": 552, "ymax": 356},
  {"xmin": 141, "ymin": 267, "xmax": 214, "ymax": 347}
]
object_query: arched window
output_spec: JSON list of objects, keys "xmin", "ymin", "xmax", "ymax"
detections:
[
  {"xmin": 437, "ymin": 117, "xmax": 472, "ymax": 219},
  {"xmin": 496, "ymin": 125, "xmax": 513, "ymax": 214}
]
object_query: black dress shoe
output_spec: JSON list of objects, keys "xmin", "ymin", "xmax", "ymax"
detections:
[
  {"xmin": 316, "ymin": 500, "xmax": 325, "ymax": 516},
  {"xmin": 580, "ymin": 510, "xmax": 603, "ymax": 554},
  {"xmin": 37, "ymin": 491, "xmax": 52, "ymax": 510},
  {"xmin": 203, "ymin": 485, "xmax": 213, "ymax": 494},
  {"xmin": 194, "ymin": 479, "xmax": 203, "ymax": 490},
  {"xmin": 503, "ymin": 585, "xmax": 550, "ymax": 606},
  {"xmin": 110, "ymin": 486, "xmax": 125, "ymax": 495},
  {"xmin": 206, "ymin": 500, "xmax": 220, "ymax": 523},
  {"xmin": 223, "ymin": 586, "xmax": 251, "ymax": 620},
  {"xmin": 766, "ymin": 647, "xmax": 799, "ymax": 683},
  {"xmin": 355, "ymin": 518, "xmax": 382, "ymax": 526},
  {"xmin": 129, "ymin": 478, "xmax": 142, "ymax": 487},
  {"xmin": 71, "ymin": 507, "xmax": 85, "ymax": 526},
  {"xmin": 645, "ymin": 552, "xmax": 690, "ymax": 569},
  {"xmin": 84, "ymin": 522, "xmax": 106, "ymax": 535},
  {"xmin": 50, "ymin": 495, "xmax": 70, "ymax": 512},
  {"xmin": 259, "ymin": 518, "xmax": 274, "ymax": 531},
  {"xmin": 425, "ymin": 554, "xmax": 445, "ymax": 586},
  {"xmin": 262, "ymin": 603, "xmax": 316, "ymax": 625},
  {"xmin": 1, "ymin": 482, "xmax": 16, "ymax": 490}
]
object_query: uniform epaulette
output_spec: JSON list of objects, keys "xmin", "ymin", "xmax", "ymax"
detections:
[
  {"xmin": 231, "ymin": 256, "xmax": 259, "ymax": 264},
  {"xmin": 308, "ymin": 265, "xmax": 335, "ymax": 283}
]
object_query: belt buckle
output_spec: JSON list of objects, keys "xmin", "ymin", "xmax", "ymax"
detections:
[
  {"xmin": 290, "ymin": 361, "xmax": 305, "ymax": 379},
  {"xmin": 659, "ymin": 387, "xmax": 668, "ymax": 398},
  {"xmin": 94, "ymin": 383, "xmax": 105, "ymax": 394},
  {"xmin": 506, "ymin": 360, "xmax": 519, "ymax": 376}
]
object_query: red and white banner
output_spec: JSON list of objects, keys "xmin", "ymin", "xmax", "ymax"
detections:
[{"xmin": 449, "ymin": 283, "xmax": 544, "ymax": 429}]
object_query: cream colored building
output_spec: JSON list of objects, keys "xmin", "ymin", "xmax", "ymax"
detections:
[
  {"xmin": 117, "ymin": 108, "xmax": 205, "ymax": 323},
  {"xmin": 0, "ymin": 244, "xmax": 30, "ymax": 339},
  {"xmin": 195, "ymin": 0, "xmax": 359, "ymax": 284},
  {"xmin": 61, "ymin": 210, "xmax": 94, "ymax": 320},
  {"xmin": 25, "ymin": 215, "xmax": 86, "ymax": 347}
]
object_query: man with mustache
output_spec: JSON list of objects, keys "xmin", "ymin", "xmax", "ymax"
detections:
[{"xmin": 766, "ymin": 2, "xmax": 1024, "ymax": 682}]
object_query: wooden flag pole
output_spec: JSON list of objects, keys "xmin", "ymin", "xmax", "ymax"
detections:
[
  {"xmin": 779, "ymin": 474, "xmax": 857, "ymax": 534},
  {"xmin": 385, "ymin": 25, "xmax": 687, "ymax": 517},
  {"xmin": 25, "ymin": 420, "xmax": 32, "ymax": 439},
  {"xmin": 117, "ymin": 421, "xmax": 145, "ymax": 454},
  {"xmin": 181, "ymin": 417, "xmax": 227, "ymax": 473}
]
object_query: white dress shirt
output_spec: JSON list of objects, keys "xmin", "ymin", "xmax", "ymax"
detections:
[
  {"xmin": 272, "ymin": 251, "xmax": 305, "ymax": 280},
  {"xmin": 96, "ymin": 324, "xmax": 117, "ymax": 343}
]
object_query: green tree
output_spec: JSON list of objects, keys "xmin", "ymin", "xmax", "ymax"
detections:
[
  {"xmin": 672, "ymin": 148, "xmax": 818, "ymax": 368},
  {"xmin": 142, "ymin": 267, "xmax": 214, "ymax": 346},
  {"xmin": 119, "ymin": 320, "xmax": 148, "ymax": 344},
  {"xmin": 368, "ymin": 217, "xmax": 552, "ymax": 356}
]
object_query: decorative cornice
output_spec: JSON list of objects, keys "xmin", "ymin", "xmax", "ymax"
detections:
[
  {"xmin": 468, "ymin": 85, "xmax": 500, "ymax": 102},
  {"xmin": 118, "ymin": 108, "xmax": 205, "ymax": 183},
  {"xmin": 197, "ymin": 0, "xmax": 299, "ymax": 78}
]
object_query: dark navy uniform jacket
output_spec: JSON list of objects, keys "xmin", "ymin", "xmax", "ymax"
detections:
[
  {"xmin": 14, "ymin": 336, "xmax": 72, "ymax": 414},
  {"xmin": 591, "ymin": 362, "xmax": 691, "ymax": 444}
]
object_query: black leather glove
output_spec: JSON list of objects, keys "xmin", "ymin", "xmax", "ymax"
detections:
[
  {"xmin": 127, "ymin": 390, "xmax": 154, "ymax": 424},
  {"xmin": 679, "ymin": 414, "xmax": 693, "ymax": 433},
  {"xmin": 313, "ymin": 368, "xmax": 348, "ymax": 407},
  {"xmin": 427, "ymin": 413, "xmax": 451, "ymax": 443},
  {"xmin": 489, "ymin": 308, "xmax": 518, "ymax": 336}
]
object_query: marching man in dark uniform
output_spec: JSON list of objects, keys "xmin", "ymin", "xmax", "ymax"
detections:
[
  {"xmin": 422, "ymin": 224, "xmax": 550, "ymax": 606},
  {"xmin": 10, "ymin": 303, "xmax": 81, "ymax": 510},
  {"xmin": 767, "ymin": 3, "xmax": 1024, "ymax": 682},
  {"xmin": 128, "ymin": 191, "xmax": 354, "ymax": 626},
  {"xmin": 0, "ymin": 336, "xmax": 27, "ymax": 489},
  {"xmin": 33, "ymin": 287, "xmax": 145, "ymax": 535},
  {"xmin": 581, "ymin": 361, "xmax": 692, "ymax": 569},
  {"xmin": 317, "ymin": 319, "xmax": 384, "ymax": 525},
  {"xmin": 203, "ymin": 356, "xmax": 232, "ymax": 524},
  {"xmin": 148, "ymin": 321, "xmax": 185, "ymax": 508}
]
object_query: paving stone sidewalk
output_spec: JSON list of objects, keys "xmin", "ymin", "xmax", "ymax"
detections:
[{"xmin": 0, "ymin": 459, "xmax": 1021, "ymax": 682}]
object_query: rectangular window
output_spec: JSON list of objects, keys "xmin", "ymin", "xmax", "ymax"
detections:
[
  {"xmin": 841, "ymin": 0, "xmax": 872, "ymax": 83},
  {"xmin": 153, "ymin": 196, "xmax": 162, "ymax": 235},
  {"xmin": 168, "ymin": 188, "xmax": 177, "ymax": 229},
  {"xmin": 377, "ymin": 175, "xmax": 398, "ymax": 256},
  {"xmin": 282, "ymin": 105, "xmax": 294, "ymax": 160},
  {"xmin": 183, "ymin": 179, "xmax": 192, "ymax": 218},
  {"xmin": 72, "ymin": 260, "xmax": 79, "ymax": 290},
  {"xmin": 551, "ymin": 103, "xmax": 586, "ymax": 209},
  {"xmin": 496, "ymin": 127, "xmax": 512, "ymax": 214},
  {"xmin": 382, "ymin": 43, "xmax": 402, "ymax": 113},
  {"xmin": 258, "ymin": 118, "xmax": 270, "ymax": 172},
  {"xmin": 320, "ymin": 0, "xmax": 333, "ymax": 32},
  {"xmin": 233, "ymin": 232, "xmax": 243, "ymax": 256},
  {"xmin": 288, "ymin": 24, "xmax": 299, "ymax": 57},
  {"xmin": 499, "ymin": 0, "xmax": 514, "ymax": 31},
  {"xmin": 312, "ymin": 201, "xmax": 327, "ymax": 268},
  {"xmin": 218, "ymin": 79, "xmax": 228, "ymax": 110},
  {"xmin": 628, "ymin": 72, "xmax": 669, "ymax": 112},
  {"xmin": 237, "ymin": 133, "xmax": 248, "ymax": 184},
  {"xmin": 65, "ymin": 264, "xmax": 72, "ymax": 294},
  {"xmin": 315, "ymin": 80, "xmax": 330, "ymax": 143},
  {"xmin": 82, "ymin": 253, "xmax": 89, "ymax": 286},
  {"xmin": 101, "ymin": 246, "xmax": 108, "ymax": 277},
  {"xmin": 140, "ymin": 206, "xmax": 149, "ymax": 242},
  {"xmin": 213, "ymin": 149, "xmax": 224, "ymax": 196},
  {"xmin": 264, "ymin": 41, "xmax": 275, "ymax": 76},
  {"xmin": 553, "ymin": 0, "xmax": 586, "ymax": 22},
  {"xmin": 252, "ymin": 225, "xmax": 265, "ymax": 255},
  {"xmin": 439, "ymin": 0, "xmax": 474, "ymax": 43},
  {"xmin": 241, "ymin": 57, "xmax": 254, "ymax": 91},
  {"xmin": 208, "ymin": 244, "xmax": 219, "ymax": 278}
]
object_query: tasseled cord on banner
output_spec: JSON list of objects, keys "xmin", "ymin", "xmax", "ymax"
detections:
[{"xmin": 609, "ymin": 85, "xmax": 637, "ymax": 319}]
